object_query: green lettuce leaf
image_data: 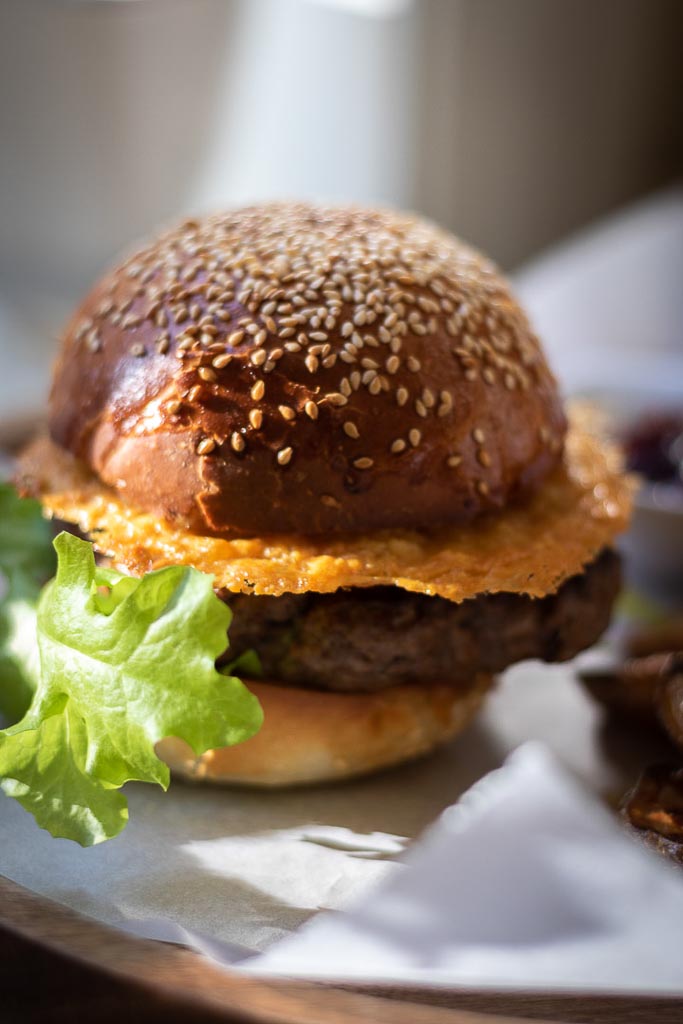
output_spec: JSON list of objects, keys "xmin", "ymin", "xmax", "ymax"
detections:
[
  {"xmin": 0, "ymin": 581, "xmax": 42, "ymax": 722},
  {"xmin": 0, "ymin": 483, "xmax": 55, "ymax": 719},
  {"xmin": 0, "ymin": 482, "xmax": 56, "ymax": 588},
  {"xmin": 0, "ymin": 532, "xmax": 263, "ymax": 846}
]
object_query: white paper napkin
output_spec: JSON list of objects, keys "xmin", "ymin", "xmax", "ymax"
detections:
[{"xmin": 243, "ymin": 743, "xmax": 683, "ymax": 992}]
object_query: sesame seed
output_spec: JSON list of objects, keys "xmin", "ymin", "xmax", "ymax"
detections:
[
  {"xmin": 472, "ymin": 428, "xmax": 485, "ymax": 443},
  {"xmin": 166, "ymin": 399, "xmax": 183, "ymax": 415},
  {"xmin": 251, "ymin": 380, "xmax": 265, "ymax": 401},
  {"xmin": 197, "ymin": 437, "xmax": 216, "ymax": 455},
  {"xmin": 478, "ymin": 449, "xmax": 492, "ymax": 467},
  {"xmin": 409, "ymin": 428, "xmax": 421, "ymax": 447},
  {"xmin": 304, "ymin": 400, "xmax": 319, "ymax": 420},
  {"xmin": 447, "ymin": 454, "xmax": 462, "ymax": 468},
  {"xmin": 476, "ymin": 480, "xmax": 490, "ymax": 496},
  {"xmin": 231, "ymin": 432, "xmax": 245, "ymax": 452},
  {"xmin": 353, "ymin": 457, "xmax": 373, "ymax": 469},
  {"xmin": 390, "ymin": 438, "xmax": 406, "ymax": 453},
  {"xmin": 272, "ymin": 255, "xmax": 290, "ymax": 278},
  {"xmin": 279, "ymin": 404, "xmax": 296, "ymax": 421},
  {"xmin": 249, "ymin": 409, "xmax": 263, "ymax": 429},
  {"xmin": 198, "ymin": 366, "xmax": 217, "ymax": 382},
  {"xmin": 396, "ymin": 387, "xmax": 409, "ymax": 406},
  {"xmin": 130, "ymin": 343, "xmax": 146, "ymax": 357},
  {"xmin": 407, "ymin": 356, "xmax": 421, "ymax": 372},
  {"xmin": 250, "ymin": 348, "xmax": 267, "ymax": 366},
  {"xmin": 277, "ymin": 446, "xmax": 293, "ymax": 466},
  {"xmin": 228, "ymin": 330, "xmax": 245, "ymax": 347},
  {"xmin": 343, "ymin": 421, "xmax": 360, "ymax": 439},
  {"xmin": 326, "ymin": 392, "xmax": 348, "ymax": 407},
  {"xmin": 386, "ymin": 355, "xmax": 400, "ymax": 374},
  {"xmin": 437, "ymin": 390, "xmax": 453, "ymax": 414},
  {"xmin": 212, "ymin": 353, "xmax": 232, "ymax": 368},
  {"xmin": 305, "ymin": 354, "xmax": 319, "ymax": 373}
]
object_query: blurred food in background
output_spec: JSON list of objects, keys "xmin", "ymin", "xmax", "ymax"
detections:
[{"xmin": 579, "ymin": 615, "xmax": 683, "ymax": 863}]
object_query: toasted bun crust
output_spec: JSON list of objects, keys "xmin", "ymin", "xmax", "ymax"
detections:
[
  {"xmin": 157, "ymin": 676, "xmax": 493, "ymax": 786},
  {"xmin": 49, "ymin": 202, "xmax": 566, "ymax": 538}
]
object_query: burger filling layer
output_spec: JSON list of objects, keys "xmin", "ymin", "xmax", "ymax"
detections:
[{"xmin": 219, "ymin": 548, "xmax": 619, "ymax": 692}]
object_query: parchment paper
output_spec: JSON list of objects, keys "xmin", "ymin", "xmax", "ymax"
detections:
[{"xmin": 0, "ymin": 661, "xmax": 673, "ymax": 958}]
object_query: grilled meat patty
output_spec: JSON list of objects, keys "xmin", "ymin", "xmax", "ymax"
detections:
[{"xmin": 220, "ymin": 548, "xmax": 620, "ymax": 692}]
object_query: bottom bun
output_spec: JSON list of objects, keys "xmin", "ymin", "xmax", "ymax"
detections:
[{"xmin": 157, "ymin": 675, "xmax": 494, "ymax": 787}]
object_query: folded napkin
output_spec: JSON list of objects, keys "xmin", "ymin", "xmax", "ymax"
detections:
[{"xmin": 243, "ymin": 743, "xmax": 683, "ymax": 991}]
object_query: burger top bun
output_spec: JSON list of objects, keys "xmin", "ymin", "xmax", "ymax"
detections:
[{"xmin": 49, "ymin": 202, "xmax": 567, "ymax": 538}]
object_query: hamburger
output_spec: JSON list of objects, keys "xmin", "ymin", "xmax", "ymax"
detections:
[{"xmin": 15, "ymin": 202, "xmax": 633, "ymax": 789}]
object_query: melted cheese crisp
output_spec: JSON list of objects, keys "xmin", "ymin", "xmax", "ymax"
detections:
[{"xmin": 19, "ymin": 409, "xmax": 633, "ymax": 602}]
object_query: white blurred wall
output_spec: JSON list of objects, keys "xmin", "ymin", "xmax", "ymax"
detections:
[
  {"xmin": 1, "ymin": 0, "xmax": 681, "ymax": 300},
  {"xmin": 416, "ymin": 0, "xmax": 683, "ymax": 268}
]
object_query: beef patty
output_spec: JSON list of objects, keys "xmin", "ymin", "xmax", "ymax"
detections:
[{"xmin": 219, "ymin": 548, "xmax": 620, "ymax": 692}]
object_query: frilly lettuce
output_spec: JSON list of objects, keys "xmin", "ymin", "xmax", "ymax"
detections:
[
  {"xmin": 0, "ymin": 483, "xmax": 55, "ymax": 719},
  {"xmin": 0, "ymin": 494, "xmax": 263, "ymax": 846}
]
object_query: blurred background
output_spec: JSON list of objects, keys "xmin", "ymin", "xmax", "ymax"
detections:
[{"xmin": 0, "ymin": 0, "xmax": 682, "ymax": 412}]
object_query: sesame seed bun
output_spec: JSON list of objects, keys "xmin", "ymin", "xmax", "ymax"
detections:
[
  {"xmin": 48, "ymin": 202, "xmax": 566, "ymax": 538},
  {"xmin": 156, "ymin": 675, "xmax": 493, "ymax": 787}
]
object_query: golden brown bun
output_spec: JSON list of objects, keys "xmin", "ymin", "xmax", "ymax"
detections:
[
  {"xmin": 49, "ymin": 202, "xmax": 566, "ymax": 538},
  {"xmin": 157, "ymin": 676, "xmax": 493, "ymax": 787}
]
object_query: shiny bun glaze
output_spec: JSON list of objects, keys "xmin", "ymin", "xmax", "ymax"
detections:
[{"xmin": 49, "ymin": 203, "xmax": 567, "ymax": 537}]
